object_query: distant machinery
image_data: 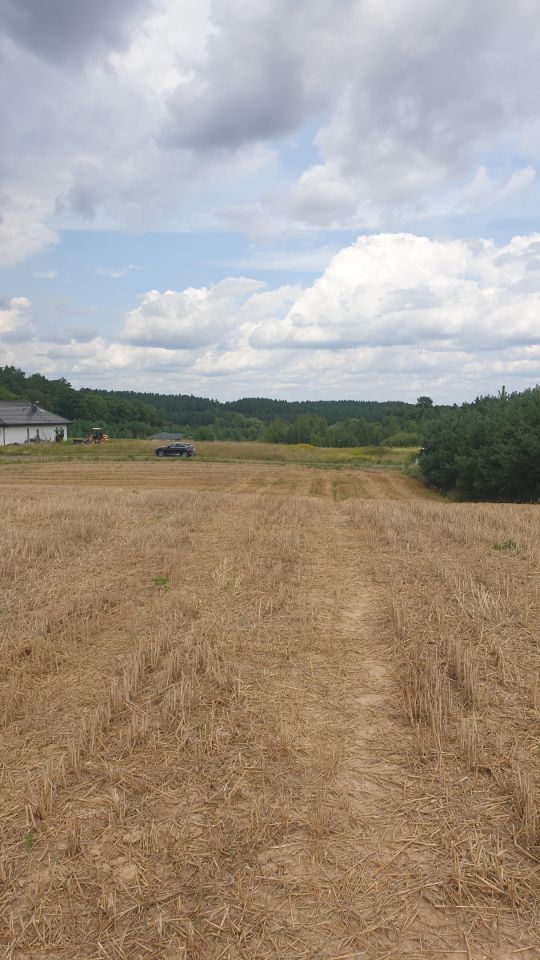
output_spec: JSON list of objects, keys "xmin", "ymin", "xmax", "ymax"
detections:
[{"xmin": 84, "ymin": 427, "xmax": 109, "ymax": 444}]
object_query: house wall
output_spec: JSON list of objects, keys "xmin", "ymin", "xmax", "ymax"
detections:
[{"xmin": 1, "ymin": 424, "xmax": 68, "ymax": 446}]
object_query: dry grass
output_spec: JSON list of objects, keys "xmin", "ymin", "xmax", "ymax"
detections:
[
  {"xmin": 0, "ymin": 459, "xmax": 427, "ymax": 501},
  {"xmin": 348, "ymin": 498, "xmax": 540, "ymax": 952},
  {"xmin": 0, "ymin": 467, "xmax": 539, "ymax": 959}
]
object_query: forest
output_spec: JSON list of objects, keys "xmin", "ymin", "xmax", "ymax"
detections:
[{"xmin": 0, "ymin": 366, "xmax": 434, "ymax": 446}]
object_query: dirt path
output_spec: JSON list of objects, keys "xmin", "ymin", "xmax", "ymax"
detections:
[
  {"xmin": 298, "ymin": 504, "xmax": 465, "ymax": 959},
  {"xmin": 304, "ymin": 504, "xmax": 535, "ymax": 959}
]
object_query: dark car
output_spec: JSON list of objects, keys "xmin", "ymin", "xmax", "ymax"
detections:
[{"xmin": 155, "ymin": 442, "xmax": 196, "ymax": 458}]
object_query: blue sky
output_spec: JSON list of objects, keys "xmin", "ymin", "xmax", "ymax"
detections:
[{"xmin": 1, "ymin": 0, "xmax": 540, "ymax": 402}]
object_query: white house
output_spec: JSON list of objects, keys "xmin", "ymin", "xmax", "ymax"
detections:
[{"xmin": 0, "ymin": 401, "xmax": 71, "ymax": 446}]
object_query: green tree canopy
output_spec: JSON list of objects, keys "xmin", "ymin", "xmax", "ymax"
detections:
[{"xmin": 419, "ymin": 387, "xmax": 540, "ymax": 501}]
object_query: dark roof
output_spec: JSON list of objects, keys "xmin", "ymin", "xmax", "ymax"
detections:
[{"xmin": 0, "ymin": 401, "xmax": 71, "ymax": 426}]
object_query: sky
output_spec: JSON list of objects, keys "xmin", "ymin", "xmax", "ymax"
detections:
[{"xmin": 1, "ymin": 0, "xmax": 540, "ymax": 403}]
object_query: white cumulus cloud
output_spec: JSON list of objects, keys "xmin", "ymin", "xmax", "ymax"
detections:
[
  {"xmin": 4, "ymin": 233, "xmax": 540, "ymax": 401},
  {"xmin": 0, "ymin": 295, "xmax": 34, "ymax": 341},
  {"xmin": 249, "ymin": 233, "xmax": 540, "ymax": 351},
  {"xmin": 113, "ymin": 233, "xmax": 540, "ymax": 397}
]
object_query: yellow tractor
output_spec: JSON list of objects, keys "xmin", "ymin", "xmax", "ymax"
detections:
[{"xmin": 84, "ymin": 427, "xmax": 109, "ymax": 444}]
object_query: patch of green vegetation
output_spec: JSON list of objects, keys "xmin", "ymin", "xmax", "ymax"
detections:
[
  {"xmin": 195, "ymin": 441, "xmax": 418, "ymax": 470},
  {"xmin": 0, "ymin": 437, "xmax": 418, "ymax": 470},
  {"xmin": 493, "ymin": 539, "xmax": 518, "ymax": 551},
  {"xmin": 25, "ymin": 831, "xmax": 34, "ymax": 851},
  {"xmin": 151, "ymin": 576, "xmax": 170, "ymax": 590}
]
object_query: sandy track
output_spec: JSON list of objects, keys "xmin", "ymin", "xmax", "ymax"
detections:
[{"xmin": 0, "ymin": 460, "xmax": 429, "ymax": 500}]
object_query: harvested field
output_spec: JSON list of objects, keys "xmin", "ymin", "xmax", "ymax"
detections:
[
  {"xmin": 0, "ymin": 460, "xmax": 427, "ymax": 500},
  {"xmin": 0, "ymin": 465, "xmax": 539, "ymax": 959}
]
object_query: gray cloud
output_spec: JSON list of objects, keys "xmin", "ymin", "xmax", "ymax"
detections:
[
  {"xmin": 0, "ymin": 0, "xmax": 153, "ymax": 63},
  {"xmin": 208, "ymin": 0, "xmax": 540, "ymax": 231},
  {"xmin": 163, "ymin": 46, "xmax": 306, "ymax": 150},
  {"xmin": 163, "ymin": 0, "xmax": 352, "ymax": 150},
  {"xmin": 161, "ymin": 0, "xmax": 540, "ymax": 187},
  {"xmin": 1, "ymin": 0, "xmax": 540, "ymax": 273}
]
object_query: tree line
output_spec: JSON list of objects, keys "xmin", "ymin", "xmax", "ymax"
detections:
[
  {"xmin": 0, "ymin": 366, "xmax": 436, "ymax": 445},
  {"xmin": 419, "ymin": 387, "xmax": 540, "ymax": 501}
]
